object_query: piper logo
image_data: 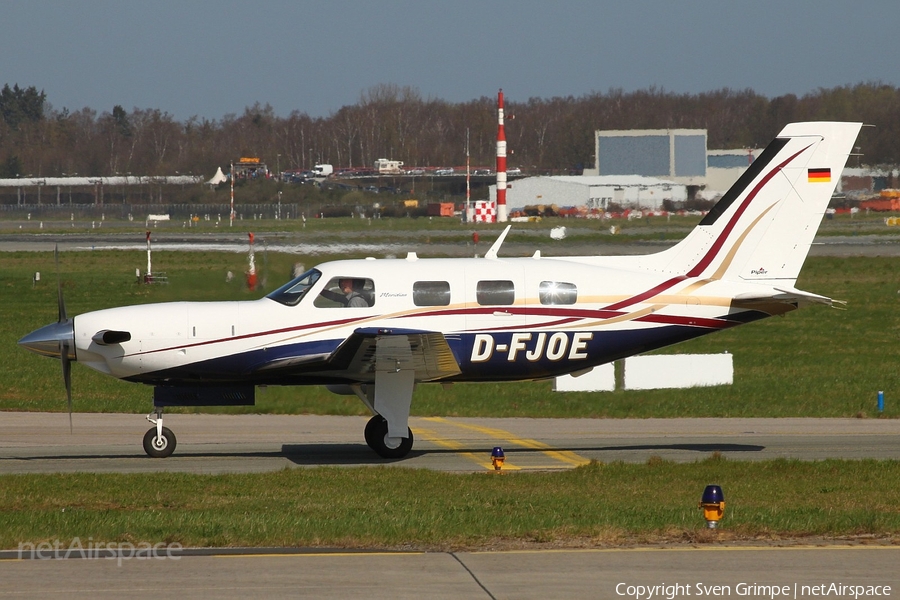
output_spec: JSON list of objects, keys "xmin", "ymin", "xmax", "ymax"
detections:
[
  {"xmin": 470, "ymin": 332, "xmax": 593, "ymax": 363},
  {"xmin": 750, "ymin": 267, "xmax": 768, "ymax": 275}
]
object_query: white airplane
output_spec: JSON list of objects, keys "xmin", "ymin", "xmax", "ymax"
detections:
[{"xmin": 19, "ymin": 121, "xmax": 862, "ymax": 459}]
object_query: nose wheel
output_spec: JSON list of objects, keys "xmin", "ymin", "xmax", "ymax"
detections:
[{"xmin": 143, "ymin": 409, "xmax": 177, "ymax": 458}]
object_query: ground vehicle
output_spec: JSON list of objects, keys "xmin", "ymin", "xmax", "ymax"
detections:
[{"xmin": 313, "ymin": 164, "xmax": 333, "ymax": 177}]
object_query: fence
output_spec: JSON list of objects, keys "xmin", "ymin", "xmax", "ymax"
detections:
[{"xmin": 0, "ymin": 203, "xmax": 310, "ymax": 221}]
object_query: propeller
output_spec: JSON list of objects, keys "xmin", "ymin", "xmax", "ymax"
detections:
[
  {"xmin": 61, "ymin": 340, "xmax": 72, "ymax": 433},
  {"xmin": 56, "ymin": 246, "xmax": 74, "ymax": 433},
  {"xmin": 18, "ymin": 246, "xmax": 78, "ymax": 433}
]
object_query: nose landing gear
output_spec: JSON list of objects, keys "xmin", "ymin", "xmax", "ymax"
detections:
[{"xmin": 143, "ymin": 408, "xmax": 176, "ymax": 458}]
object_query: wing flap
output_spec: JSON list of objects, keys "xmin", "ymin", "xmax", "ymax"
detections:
[
  {"xmin": 333, "ymin": 328, "xmax": 462, "ymax": 381},
  {"xmin": 250, "ymin": 328, "xmax": 461, "ymax": 382}
]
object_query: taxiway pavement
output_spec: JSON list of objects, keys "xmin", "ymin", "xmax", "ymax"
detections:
[
  {"xmin": 2, "ymin": 413, "xmax": 899, "ymax": 474},
  {"xmin": 1, "ymin": 545, "xmax": 898, "ymax": 599},
  {"xmin": 3, "ymin": 415, "xmax": 899, "ymax": 598}
]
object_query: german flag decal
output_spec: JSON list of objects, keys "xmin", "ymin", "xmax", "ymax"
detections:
[{"xmin": 808, "ymin": 168, "xmax": 831, "ymax": 183}]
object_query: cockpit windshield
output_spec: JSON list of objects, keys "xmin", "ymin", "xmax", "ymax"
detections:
[{"xmin": 266, "ymin": 268, "xmax": 322, "ymax": 306}]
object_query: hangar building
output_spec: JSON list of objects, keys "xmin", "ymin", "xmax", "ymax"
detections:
[
  {"xmin": 705, "ymin": 149, "xmax": 762, "ymax": 197},
  {"xmin": 490, "ymin": 128, "xmax": 771, "ymax": 212},
  {"xmin": 587, "ymin": 128, "xmax": 706, "ymax": 187},
  {"xmin": 492, "ymin": 175, "xmax": 687, "ymax": 212}
]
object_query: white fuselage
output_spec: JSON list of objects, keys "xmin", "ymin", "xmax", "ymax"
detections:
[{"xmin": 71, "ymin": 254, "xmax": 780, "ymax": 386}]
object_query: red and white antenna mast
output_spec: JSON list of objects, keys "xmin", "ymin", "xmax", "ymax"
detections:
[
  {"xmin": 229, "ymin": 161, "xmax": 235, "ymax": 227},
  {"xmin": 495, "ymin": 88, "xmax": 508, "ymax": 223},
  {"xmin": 466, "ymin": 128, "xmax": 473, "ymax": 222}
]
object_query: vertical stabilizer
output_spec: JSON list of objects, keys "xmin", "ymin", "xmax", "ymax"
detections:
[{"xmin": 646, "ymin": 122, "xmax": 861, "ymax": 284}]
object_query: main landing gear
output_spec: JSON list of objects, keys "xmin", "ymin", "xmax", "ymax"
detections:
[
  {"xmin": 143, "ymin": 408, "xmax": 176, "ymax": 458},
  {"xmin": 364, "ymin": 415, "xmax": 414, "ymax": 459},
  {"xmin": 352, "ymin": 364, "xmax": 416, "ymax": 459},
  {"xmin": 141, "ymin": 365, "xmax": 418, "ymax": 460}
]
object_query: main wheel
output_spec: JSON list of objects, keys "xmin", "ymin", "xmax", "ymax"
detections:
[
  {"xmin": 143, "ymin": 426, "xmax": 177, "ymax": 458},
  {"xmin": 364, "ymin": 415, "xmax": 383, "ymax": 450},
  {"xmin": 364, "ymin": 415, "xmax": 413, "ymax": 459}
]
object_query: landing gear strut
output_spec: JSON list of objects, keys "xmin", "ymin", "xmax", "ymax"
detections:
[
  {"xmin": 143, "ymin": 408, "xmax": 176, "ymax": 458},
  {"xmin": 364, "ymin": 415, "xmax": 414, "ymax": 459}
]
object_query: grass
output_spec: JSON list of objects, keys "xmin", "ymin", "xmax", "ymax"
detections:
[{"xmin": 1, "ymin": 458, "xmax": 899, "ymax": 550}]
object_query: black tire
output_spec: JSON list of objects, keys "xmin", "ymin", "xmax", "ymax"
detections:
[
  {"xmin": 364, "ymin": 415, "xmax": 383, "ymax": 450},
  {"xmin": 364, "ymin": 415, "xmax": 413, "ymax": 459},
  {"xmin": 143, "ymin": 426, "xmax": 176, "ymax": 458}
]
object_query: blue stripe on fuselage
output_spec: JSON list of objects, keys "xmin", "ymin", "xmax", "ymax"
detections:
[{"xmin": 126, "ymin": 311, "xmax": 767, "ymax": 386}]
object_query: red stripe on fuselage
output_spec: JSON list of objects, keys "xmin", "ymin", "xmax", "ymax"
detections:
[
  {"xmin": 405, "ymin": 306, "xmax": 626, "ymax": 320},
  {"xmin": 602, "ymin": 275, "xmax": 688, "ymax": 312},
  {"xmin": 636, "ymin": 313, "xmax": 739, "ymax": 329},
  {"xmin": 127, "ymin": 314, "xmax": 370, "ymax": 358}
]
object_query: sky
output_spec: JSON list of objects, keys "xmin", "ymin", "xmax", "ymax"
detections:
[{"xmin": 2, "ymin": 0, "xmax": 899, "ymax": 121}]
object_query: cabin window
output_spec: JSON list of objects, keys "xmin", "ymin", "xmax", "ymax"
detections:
[
  {"xmin": 314, "ymin": 277, "xmax": 375, "ymax": 308},
  {"xmin": 539, "ymin": 281, "xmax": 577, "ymax": 305},
  {"xmin": 413, "ymin": 281, "xmax": 451, "ymax": 306},
  {"xmin": 266, "ymin": 268, "xmax": 322, "ymax": 306},
  {"xmin": 476, "ymin": 280, "xmax": 515, "ymax": 306}
]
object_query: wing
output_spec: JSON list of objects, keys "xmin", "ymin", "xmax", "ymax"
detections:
[{"xmin": 254, "ymin": 327, "xmax": 462, "ymax": 383}]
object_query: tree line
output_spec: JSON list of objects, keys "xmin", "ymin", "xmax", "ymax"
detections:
[{"xmin": 1, "ymin": 82, "xmax": 899, "ymax": 182}]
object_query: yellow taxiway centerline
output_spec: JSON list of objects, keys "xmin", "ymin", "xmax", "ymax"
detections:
[
  {"xmin": 422, "ymin": 417, "xmax": 592, "ymax": 468},
  {"xmin": 413, "ymin": 427, "xmax": 520, "ymax": 471}
]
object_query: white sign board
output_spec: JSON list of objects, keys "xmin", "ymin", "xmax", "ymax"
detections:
[
  {"xmin": 553, "ymin": 364, "xmax": 615, "ymax": 392},
  {"xmin": 624, "ymin": 354, "xmax": 733, "ymax": 390}
]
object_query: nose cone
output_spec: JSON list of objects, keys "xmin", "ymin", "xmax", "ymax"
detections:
[{"xmin": 18, "ymin": 320, "xmax": 76, "ymax": 360}]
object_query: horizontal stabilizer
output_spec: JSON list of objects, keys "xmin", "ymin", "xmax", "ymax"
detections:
[
  {"xmin": 733, "ymin": 287, "xmax": 838, "ymax": 308},
  {"xmin": 773, "ymin": 287, "xmax": 841, "ymax": 308}
]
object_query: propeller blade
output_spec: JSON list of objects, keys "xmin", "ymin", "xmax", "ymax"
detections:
[
  {"xmin": 56, "ymin": 245, "xmax": 72, "ymax": 432},
  {"xmin": 61, "ymin": 340, "xmax": 72, "ymax": 433}
]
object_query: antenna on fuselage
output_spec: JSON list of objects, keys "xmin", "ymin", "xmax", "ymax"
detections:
[{"xmin": 484, "ymin": 225, "xmax": 512, "ymax": 260}]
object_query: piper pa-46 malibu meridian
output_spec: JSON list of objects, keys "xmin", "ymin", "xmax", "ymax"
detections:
[{"xmin": 19, "ymin": 122, "xmax": 862, "ymax": 459}]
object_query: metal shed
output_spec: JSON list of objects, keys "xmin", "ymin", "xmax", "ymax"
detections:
[{"xmin": 491, "ymin": 175, "xmax": 687, "ymax": 212}]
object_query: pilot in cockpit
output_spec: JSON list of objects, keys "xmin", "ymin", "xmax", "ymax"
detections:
[{"xmin": 317, "ymin": 277, "xmax": 370, "ymax": 307}]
